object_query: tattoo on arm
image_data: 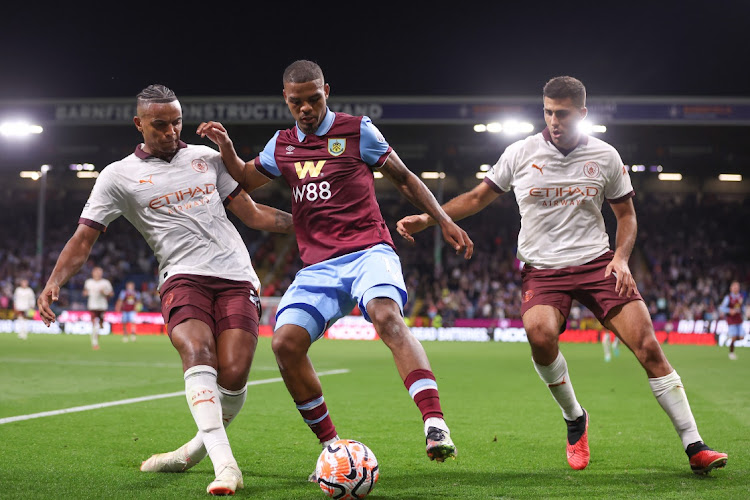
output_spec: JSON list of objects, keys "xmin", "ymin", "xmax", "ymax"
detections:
[{"xmin": 275, "ymin": 210, "xmax": 294, "ymax": 233}]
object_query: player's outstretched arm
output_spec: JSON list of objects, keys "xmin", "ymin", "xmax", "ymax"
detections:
[
  {"xmin": 605, "ymin": 198, "xmax": 638, "ymax": 297},
  {"xmin": 396, "ymin": 180, "xmax": 501, "ymax": 243},
  {"xmin": 197, "ymin": 121, "xmax": 272, "ymax": 192},
  {"xmin": 227, "ymin": 191, "xmax": 295, "ymax": 234},
  {"xmin": 380, "ymin": 152, "xmax": 474, "ymax": 259},
  {"xmin": 38, "ymin": 224, "xmax": 101, "ymax": 326}
]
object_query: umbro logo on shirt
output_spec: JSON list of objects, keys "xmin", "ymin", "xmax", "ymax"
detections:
[
  {"xmin": 286, "ymin": 145, "xmax": 295, "ymax": 154},
  {"xmin": 139, "ymin": 175, "xmax": 154, "ymax": 185}
]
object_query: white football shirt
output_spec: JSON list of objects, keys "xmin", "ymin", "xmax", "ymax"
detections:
[
  {"xmin": 484, "ymin": 129, "xmax": 634, "ymax": 269},
  {"xmin": 79, "ymin": 143, "xmax": 260, "ymax": 291},
  {"xmin": 13, "ymin": 286, "xmax": 36, "ymax": 311},
  {"xmin": 84, "ymin": 278, "xmax": 113, "ymax": 311}
]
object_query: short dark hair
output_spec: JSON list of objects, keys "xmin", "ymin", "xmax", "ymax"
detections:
[
  {"xmin": 283, "ymin": 60, "xmax": 324, "ymax": 84},
  {"xmin": 543, "ymin": 76, "xmax": 586, "ymax": 108},
  {"xmin": 136, "ymin": 84, "xmax": 177, "ymax": 105}
]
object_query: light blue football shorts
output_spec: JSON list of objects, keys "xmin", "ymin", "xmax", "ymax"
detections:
[
  {"xmin": 275, "ymin": 243, "xmax": 408, "ymax": 342},
  {"xmin": 727, "ymin": 323, "xmax": 743, "ymax": 339}
]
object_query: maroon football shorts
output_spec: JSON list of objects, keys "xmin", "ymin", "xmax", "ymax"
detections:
[
  {"xmin": 159, "ymin": 274, "xmax": 260, "ymax": 338},
  {"xmin": 520, "ymin": 250, "xmax": 643, "ymax": 325},
  {"xmin": 89, "ymin": 309, "xmax": 106, "ymax": 322}
]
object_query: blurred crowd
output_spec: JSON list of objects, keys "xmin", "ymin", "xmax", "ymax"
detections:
[{"xmin": 2, "ymin": 189, "xmax": 748, "ymax": 326}]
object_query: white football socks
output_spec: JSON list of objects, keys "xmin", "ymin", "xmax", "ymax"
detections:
[
  {"xmin": 91, "ymin": 320, "xmax": 99, "ymax": 347},
  {"xmin": 184, "ymin": 384, "xmax": 247, "ymax": 462},
  {"xmin": 184, "ymin": 365, "xmax": 236, "ymax": 475},
  {"xmin": 533, "ymin": 352, "xmax": 584, "ymax": 421},
  {"xmin": 321, "ymin": 435, "xmax": 340, "ymax": 448},
  {"xmin": 648, "ymin": 370, "xmax": 702, "ymax": 449},
  {"xmin": 16, "ymin": 318, "xmax": 28, "ymax": 339},
  {"xmin": 424, "ymin": 417, "xmax": 450, "ymax": 435}
]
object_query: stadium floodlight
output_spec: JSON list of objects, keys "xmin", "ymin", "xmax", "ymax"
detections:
[
  {"xmin": 474, "ymin": 124, "xmax": 487, "ymax": 133},
  {"xmin": 476, "ymin": 172, "xmax": 487, "ymax": 179},
  {"xmin": 76, "ymin": 171, "xmax": 99, "ymax": 179},
  {"xmin": 578, "ymin": 121, "xmax": 606, "ymax": 134},
  {"xmin": 373, "ymin": 171, "xmax": 383, "ymax": 179},
  {"xmin": 658, "ymin": 173, "xmax": 682, "ymax": 181},
  {"xmin": 718, "ymin": 174, "xmax": 742, "ymax": 182},
  {"xmin": 503, "ymin": 120, "xmax": 534, "ymax": 135},
  {"xmin": 20, "ymin": 170, "xmax": 41, "ymax": 180},
  {"xmin": 421, "ymin": 172, "xmax": 446, "ymax": 180},
  {"xmin": 0, "ymin": 121, "xmax": 43, "ymax": 137},
  {"xmin": 41, "ymin": 164, "xmax": 51, "ymax": 173},
  {"xmin": 486, "ymin": 122, "xmax": 503, "ymax": 133},
  {"xmin": 480, "ymin": 164, "xmax": 491, "ymax": 172},
  {"xmin": 69, "ymin": 163, "xmax": 96, "ymax": 171},
  {"xmin": 631, "ymin": 164, "xmax": 646, "ymax": 172}
]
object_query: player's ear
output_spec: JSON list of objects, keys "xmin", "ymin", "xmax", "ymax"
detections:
[
  {"xmin": 133, "ymin": 116, "xmax": 142, "ymax": 132},
  {"xmin": 324, "ymin": 83, "xmax": 330, "ymax": 98},
  {"xmin": 579, "ymin": 106, "xmax": 588, "ymax": 121}
]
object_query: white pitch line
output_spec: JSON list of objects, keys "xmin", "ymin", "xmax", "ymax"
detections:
[
  {"xmin": 0, "ymin": 368, "xmax": 349, "ymax": 425},
  {"xmin": 0, "ymin": 358, "xmax": 282, "ymax": 371}
]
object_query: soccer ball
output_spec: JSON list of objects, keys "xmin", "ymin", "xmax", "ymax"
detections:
[{"xmin": 315, "ymin": 439, "xmax": 379, "ymax": 499}]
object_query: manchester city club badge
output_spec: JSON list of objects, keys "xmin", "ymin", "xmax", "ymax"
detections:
[{"xmin": 328, "ymin": 138, "xmax": 346, "ymax": 156}]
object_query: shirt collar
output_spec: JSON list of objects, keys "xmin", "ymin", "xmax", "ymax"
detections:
[
  {"xmin": 542, "ymin": 127, "xmax": 588, "ymax": 156},
  {"xmin": 296, "ymin": 108, "xmax": 335, "ymax": 142},
  {"xmin": 134, "ymin": 140, "xmax": 188, "ymax": 159}
]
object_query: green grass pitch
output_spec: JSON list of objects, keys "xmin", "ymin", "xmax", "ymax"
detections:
[{"xmin": 0, "ymin": 332, "xmax": 747, "ymax": 499}]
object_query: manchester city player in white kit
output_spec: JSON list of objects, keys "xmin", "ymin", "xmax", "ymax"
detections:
[
  {"xmin": 37, "ymin": 84, "xmax": 294, "ymax": 495},
  {"xmin": 397, "ymin": 76, "xmax": 727, "ymax": 475},
  {"xmin": 83, "ymin": 266, "xmax": 114, "ymax": 350}
]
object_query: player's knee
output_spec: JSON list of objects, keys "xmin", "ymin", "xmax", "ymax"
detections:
[
  {"xmin": 216, "ymin": 364, "xmax": 249, "ymax": 389},
  {"xmin": 370, "ymin": 309, "xmax": 406, "ymax": 342},
  {"xmin": 271, "ymin": 329, "xmax": 307, "ymax": 360},
  {"xmin": 524, "ymin": 321, "xmax": 557, "ymax": 350},
  {"xmin": 368, "ymin": 300, "xmax": 402, "ymax": 328}
]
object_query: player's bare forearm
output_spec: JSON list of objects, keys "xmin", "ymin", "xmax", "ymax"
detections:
[
  {"xmin": 415, "ymin": 183, "xmax": 501, "ymax": 228},
  {"xmin": 38, "ymin": 225, "xmax": 99, "ymax": 324},
  {"xmin": 228, "ymin": 192, "xmax": 294, "ymax": 234},
  {"xmin": 382, "ymin": 153, "xmax": 474, "ymax": 258},
  {"xmin": 218, "ymin": 140, "xmax": 250, "ymax": 187},
  {"xmin": 380, "ymin": 154, "xmax": 450, "ymax": 225},
  {"xmin": 47, "ymin": 226, "xmax": 100, "ymax": 289},
  {"xmin": 609, "ymin": 199, "xmax": 638, "ymax": 261}
]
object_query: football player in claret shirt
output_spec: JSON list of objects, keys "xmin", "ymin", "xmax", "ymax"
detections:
[
  {"xmin": 397, "ymin": 75, "xmax": 727, "ymax": 475},
  {"xmin": 115, "ymin": 280, "xmax": 141, "ymax": 342},
  {"xmin": 198, "ymin": 59, "xmax": 473, "ymax": 474},
  {"xmin": 719, "ymin": 280, "xmax": 745, "ymax": 360}
]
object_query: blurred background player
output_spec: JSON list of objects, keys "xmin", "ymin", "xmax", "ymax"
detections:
[
  {"xmin": 396, "ymin": 75, "xmax": 727, "ymax": 475},
  {"xmin": 602, "ymin": 330, "xmax": 619, "ymax": 362},
  {"xmin": 115, "ymin": 280, "xmax": 141, "ymax": 342},
  {"xmin": 13, "ymin": 278, "xmax": 36, "ymax": 340},
  {"xmin": 83, "ymin": 266, "xmax": 114, "ymax": 350},
  {"xmin": 719, "ymin": 280, "xmax": 745, "ymax": 360},
  {"xmin": 197, "ymin": 59, "xmax": 473, "ymax": 475},
  {"xmin": 37, "ymin": 84, "xmax": 294, "ymax": 495}
]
